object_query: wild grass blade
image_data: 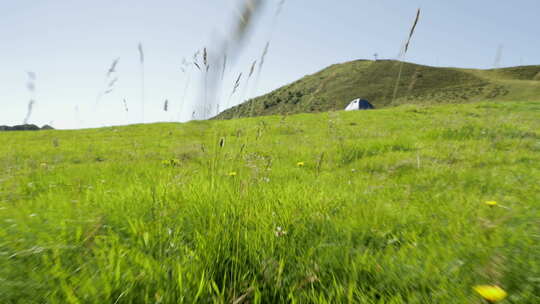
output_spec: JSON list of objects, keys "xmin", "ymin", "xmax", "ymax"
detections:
[
  {"xmin": 391, "ymin": 8, "xmax": 421, "ymax": 105},
  {"xmin": 250, "ymin": 1, "xmax": 286, "ymax": 101},
  {"xmin": 138, "ymin": 43, "xmax": 145, "ymax": 123},
  {"xmin": 227, "ymin": 72, "xmax": 243, "ymax": 113},
  {"xmin": 23, "ymin": 71, "xmax": 37, "ymax": 124},
  {"xmin": 194, "ymin": 0, "xmax": 263, "ymax": 120}
]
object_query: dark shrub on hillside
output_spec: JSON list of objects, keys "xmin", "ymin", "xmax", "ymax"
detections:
[{"xmin": 0, "ymin": 124, "xmax": 54, "ymax": 131}]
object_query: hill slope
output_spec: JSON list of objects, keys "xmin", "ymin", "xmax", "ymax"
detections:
[
  {"xmin": 217, "ymin": 60, "xmax": 540, "ymax": 119},
  {"xmin": 1, "ymin": 101, "xmax": 539, "ymax": 302}
]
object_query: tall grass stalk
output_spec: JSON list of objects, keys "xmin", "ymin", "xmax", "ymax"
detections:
[
  {"xmin": 195, "ymin": 0, "xmax": 263, "ymax": 120},
  {"xmin": 391, "ymin": 8, "xmax": 421, "ymax": 105},
  {"xmin": 216, "ymin": 53, "xmax": 228, "ymax": 115},
  {"xmin": 95, "ymin": 58, "xmax": 120, "ymax": 109},
  {"xmin": 203, "ymin": 47, "xmax": 210, "ymax": 118},
  {"xmin": 494, "ymin": 44, "xmax": 503, "ymax": 68},
  {"xmin": 216, "ymin": 51, "xmax": 228, "ymax": 115},
  {"xmin": 138, "ymin": 43, "xmax": 145, "ymax": 123},
  {"xmin": 23, "ymin": 71, "xmax": 36, "ymax": 124},
  {"xmin": 251, "ymin": 41, "xmax": 270, "ymax": 96},
  {"xmin": 250, "ymin": 1, "xmax": 286, "ymax": 99},
  {"xmin": 242, "ymin": 60, "xmax": 257, "ymax": 116},
  {"xmin": 122, "ymin": 98, "xmax": 129, "ymax": 124},
  {"xmin": 227, "ymin": 72, "xmax": 243, "ymax": 113},
  {"xmin": 191, "ymin": 49, "xmax": 204, "ymax": 119},
  {"xmin": 179, "ymin": 59, "xmax": 192, "ymax": 121},
  {"xmin": 221, "ymin": 53, "xmax": 228, "ymax": 81}
]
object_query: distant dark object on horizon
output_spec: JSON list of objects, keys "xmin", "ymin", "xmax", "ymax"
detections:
[
  {"xmin": 41, "ymin": 124, "xmax": 54, "ymax": 130},
  {"xmin": 344, "ymin": 98, "xmax": 375, "ymax": 111},
  {"xmin": 0, "ymin": 124, "xmax": 54, "ymax": 132}
]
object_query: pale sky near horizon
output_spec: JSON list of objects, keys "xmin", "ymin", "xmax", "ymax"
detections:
[{"xmin": 1, "ymin": 0, "xmax": 539, "ymax": 129}]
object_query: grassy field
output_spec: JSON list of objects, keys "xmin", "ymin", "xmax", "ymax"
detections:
[
  {"xmin": 217, "ymin": 60, "xmax": 540, "ymax": 119},
  {"xmin": 1, "ymin": 101, "xmax": 539, "ymax": 303}
]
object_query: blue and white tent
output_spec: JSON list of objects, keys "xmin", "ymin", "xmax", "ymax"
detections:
[{"xmin": 344, "ymin": 98, "xmax": 374, "ymax": 111}]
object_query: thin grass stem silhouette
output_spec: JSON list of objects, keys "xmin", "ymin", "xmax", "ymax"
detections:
[
  {"xmin": 138, "ymin": 43, "xmax": 145, "ymax": 123},
  {"xmin": 391, "ymin": 8, "xmax": 421, "ymax": 105},
  {"xmin": 23, "ymin": 71, "xmax": 36, "ymax": 124}
]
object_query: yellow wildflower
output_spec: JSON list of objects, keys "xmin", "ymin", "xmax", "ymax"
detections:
[
  {"xmin": 473, "ymin": 285, "xmax": 507, "ymax": 302},
  {"xmin": 296, "ymin": 162, "xmax": 305, "ymax": 167},
  {"xmin": 485, "ymin": 201, "xmax": 498, "ymax": 207}
]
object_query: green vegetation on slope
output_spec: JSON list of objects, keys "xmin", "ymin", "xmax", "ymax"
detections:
[
  {"xmin": 1, "ymin": 101, "xmax": 539, "ymax": 303},
  {"xmin": 217, "ymin": 60, "xmax": 540, "ymax": 119}
]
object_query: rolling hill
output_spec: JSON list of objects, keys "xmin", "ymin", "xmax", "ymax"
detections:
[{"xmin": 217, "ymin": 60, "xmax": 540, "ymax": 119}]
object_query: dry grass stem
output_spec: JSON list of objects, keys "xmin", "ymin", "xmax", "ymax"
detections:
[
  {"xmin": 23, "ymin": 71, "xmax": 37, "ymax": 124},
  {"xmin": 123, "ymin": 98, "xmax": 128, "ymax": 112},
  {"xmin": 194, "ymin": 0, "xmax": 263, "ymax": 119},
  {"xmin": 138, "ymin": 42, "xmax": 145, "ymax": 122},
  {"xmin": 392, "ymin": 8, "xmax": 421, "ymax": 104}
]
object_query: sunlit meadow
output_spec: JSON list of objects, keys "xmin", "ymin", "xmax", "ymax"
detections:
[{"xmin": 1, "ymin": 101, "xmax": 539, "ymax": 303}]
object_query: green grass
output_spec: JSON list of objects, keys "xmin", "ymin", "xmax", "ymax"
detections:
[
  {"xmin": 217, "ymin": 60, "xmax": 540, "ymax": 119},
  {"xmin": 1, "ymin": 101, "xmax": 539, "ymax": 303}
]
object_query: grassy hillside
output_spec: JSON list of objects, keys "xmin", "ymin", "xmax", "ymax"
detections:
[
  {"xmin": 217, "ymin": 60, "xmax": 540, "ymax": 119},
  {"xmin": 1, "ymin": 101, "xmax": 539, "ymax": 303}
]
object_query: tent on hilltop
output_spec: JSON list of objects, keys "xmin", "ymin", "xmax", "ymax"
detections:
[{"xmin": 345, "ymin": 98, "xmax": 374, "ymax": 111}]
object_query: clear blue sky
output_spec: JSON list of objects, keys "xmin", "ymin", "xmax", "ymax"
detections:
[{"xmin": 1, "ymin": 0, "xmax": 539, "ymax": 129}]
